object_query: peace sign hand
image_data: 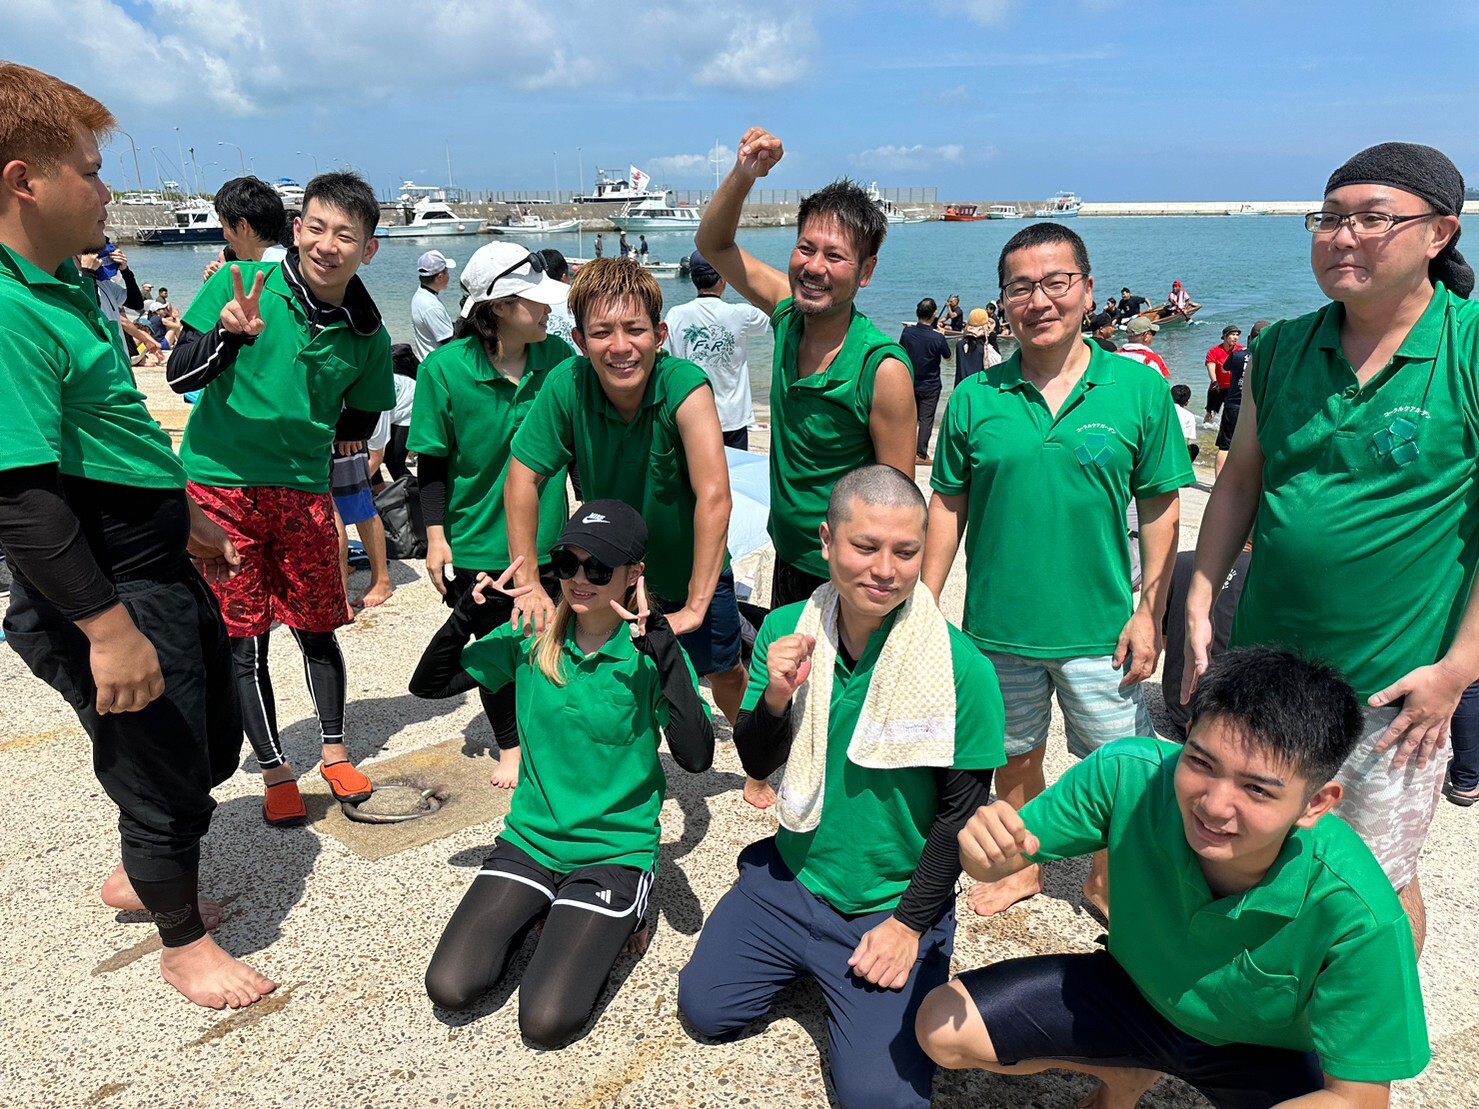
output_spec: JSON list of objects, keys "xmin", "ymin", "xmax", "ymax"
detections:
[
  {"xmin": 219, "ymin": 264, "xmax": 267, "ymax": 337},
  {"xmin": 610, "ymin": 575, "xmax": 651, "ymax": 639},
  {"xmin": 471, "ymin": 557, "xmax": 535, "ymax": 606}
]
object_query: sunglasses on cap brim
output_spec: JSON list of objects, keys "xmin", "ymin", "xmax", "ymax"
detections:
[
  {"xmin": 483, "ymin": 251, "xmax": 547, "ymax": 298},
  {"xmin": 552, "ymin": 548, "xmax": 617, "ymax": 586}
]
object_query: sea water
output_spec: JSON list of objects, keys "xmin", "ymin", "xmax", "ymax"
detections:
[{"xmin": 123, "ymin": 214, "xmax": 1339, "ymax": 407}]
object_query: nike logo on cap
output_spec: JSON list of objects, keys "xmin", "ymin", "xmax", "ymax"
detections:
[{"xmin": 582, "ymin": 513, "xmax": 608, "ymax": 524}]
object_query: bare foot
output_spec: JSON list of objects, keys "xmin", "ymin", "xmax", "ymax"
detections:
[
  {"xmin": 966, "ymin": 863, "xmax": 1042, "ymax": 917},
  {"xmin": 1077, "ymin": 1069, "xmax": 1162, "ymax": 1109},
  {"xmin": 361, "ymin": 580, "xmax": 394, "ymax": 608},
  {"xmin": 623, "ymin": 926, "xmax": 652, "ymax": 956},
  {"xmin": 743, "ymin": 777, "xmax": 777, "ymax": 810},
  {"xmin": 490, "ymin": 747, "xmax": 522, "ymax": 790},
  {"xmin": 101, "ymin": 864, "xmax": 224, "ymax": 931},
  {"xmin": 159, "ymin": 935, "xmax": 277, "ymax": 1010}
]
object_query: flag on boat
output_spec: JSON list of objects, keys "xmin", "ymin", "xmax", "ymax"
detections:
[{"xmin": 630, "ymin": 165, "xmax": 650, "ymax": 194}]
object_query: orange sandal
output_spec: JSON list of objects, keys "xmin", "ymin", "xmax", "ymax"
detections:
[
  {"xmin": 263, "ymin": 780, "xmax": 308, "ymax": 827},
  {"xmin": 320, "ymin": 760, "xmax": 373, "ymax": 804}
]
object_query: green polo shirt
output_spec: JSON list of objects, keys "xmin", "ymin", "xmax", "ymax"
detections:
[
  {"xmin": 180, "ymin": 262, "xmax": 395, "ymax": 494},
  {"xmin": 0, "ymin": 245, "xmax": 184, "ymax": 488},
  {"xmin": 743, "ymin": 601, "xmax": 1006, "ymax": 915},
  {"xmin": 1021, "ymin": 738, "xmax": 1429, "ymax": 1082},
  {"xmin": 932, "ymin": 341, "xmax": 1193, "ymax": 657},
  {"xmin": 407, "ymin": 334, "xmax": 574, "ymax": 569},
  {"xmin": 462, "ymin": 621, "xmax": 705, "ymax": 872},
  {"xmin": 1231, "ymin": 283, "xmax": 1479, "ymax": 699},
  {"xmin": 510, "ymin": 352, "xmax": 715, "ymax": 601},
  {"xmin": 768, "ymin": 299, "xmax": 912, "ymax": 577}
]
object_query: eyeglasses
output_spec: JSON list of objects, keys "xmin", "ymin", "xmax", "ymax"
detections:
[
  {"xmin": 552, "ymin": 548, "xmax": 616, "ymax": 586},
  {"xmin": 1001, "ymin": 271, "xmax": 1088, "ymax": 303},
  {"xmin": 1304, "ymin": 211, "xmax": 1438, "ymax": 236},
  {"xmin": 484, "ymin": 250, "xmax": 546, "ymax": 297}
]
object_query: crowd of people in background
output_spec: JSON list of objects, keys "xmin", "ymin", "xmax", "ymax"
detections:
[{"xmin": 5, "ymin": 59, "xmax": 1479, "ymax": 1109}]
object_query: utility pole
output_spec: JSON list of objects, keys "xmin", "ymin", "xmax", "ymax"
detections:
[{"xmin": 174, "ymin": 127, "xmax": 189, "ymax": 196}]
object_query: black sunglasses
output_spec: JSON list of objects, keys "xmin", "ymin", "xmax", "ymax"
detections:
[
  {"xmin": 552, "ymin": 548, "xmax": 616, "ymax": 586},
  {"xmin": 485, "ymin": 250, "xmax": 546, "ymax": 297}
]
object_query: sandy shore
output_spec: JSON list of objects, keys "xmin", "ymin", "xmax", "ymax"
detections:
[{"xmin": 1, "ymin": 383, "xmax": 1474, "ymax": 1108}]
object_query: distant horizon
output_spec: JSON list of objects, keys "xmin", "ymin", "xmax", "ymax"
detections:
[{"xmin": 10, "ymin": 1, "xmax": 1477, "ymax": 202}]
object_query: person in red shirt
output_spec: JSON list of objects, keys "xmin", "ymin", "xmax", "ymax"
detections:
[
  {"xmin": 1202, "ymin": 325, "xmax": 1243, "ymax": 427},
  {"xmin": 1117, "ymin": 316, "xmax": 1171, "ymax": 380}
]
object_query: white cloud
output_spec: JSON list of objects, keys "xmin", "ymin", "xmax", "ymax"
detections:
[
  {"xmin": 646, "ymin": 145, "xmax": 736, "ymax": 182},
  {"xmin": 849, "ymin": 143, "xmax": 969, "ymax": 171},
  {"xmin": 6, "ymin": 1, "xmax": 818, "ymax": 116}
]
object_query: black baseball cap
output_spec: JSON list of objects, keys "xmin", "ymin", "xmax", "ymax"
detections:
[
  {"xmin": 1089, "ymin": 312, "xmax": 1115, "ymax": 331},
  {"xmin": 555, "ymin": 500, "xmax": 647, "ymax": 567},
  {"xmin": 688, "ymin": 250, "xmax": 720, "ymax": 287}
]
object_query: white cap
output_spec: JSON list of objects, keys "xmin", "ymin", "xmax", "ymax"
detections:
[
  {"xmin": 459, "ymin": 241, "xmax": 569, "ymax": 318},
  {"xmin": 417, "ymin": 250, "xmax": 457, "ymax": 277}
]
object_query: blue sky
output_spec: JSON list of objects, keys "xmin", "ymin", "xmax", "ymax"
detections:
[{"xmin": 10, "ymin": 0, "xmax": 1477, "ymax": 201}]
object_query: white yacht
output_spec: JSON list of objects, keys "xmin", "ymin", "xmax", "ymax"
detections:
[
  {"xmin": 986, "ymin": 204, "xmax": 1023, "ymax": 219},
  {"xmin": 489, "ymin": 210, "xmax": 580, "ymax": 235},
  {"xmin": 1033, "ymin": 191, "xmax": 1083, "ymax": 218},
  {"xmin": 273, "ymin": 178, "xmax": 306, "ymax": 209},
  {"xmin": 376, "ymin": 184, "xmax": 482, "ymax": 239},
  {"xmin": 119, "ymin": 192, "xmax": 164, "ymax": 206},
  {"xmin": 574, "ymin": 167, "xmax": 656, "ymax": 204},
  {"xmin": 614, "ymin": 192, "xmax": 702, "ymax": 232}
]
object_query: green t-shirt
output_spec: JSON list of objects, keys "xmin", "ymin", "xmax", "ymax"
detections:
[
  {"xmin": 1231, "ymin": 283, "xmax": 1479, "ymax": 699},
  {"xmin": 742, "ymin": 601, "xmax": 1006, "ymax": 914},
  {"xmin": 931, "ymin": 341, "xmax": 1193, "ymax": 656},
  {"xmin": 407, "ymin": 334, "xmax": 574, "ymax": 569},
  {"xmin": 461, "ymin": 621, "xmax": 706, "ymax": 872},
  {"xmin": 0, "ymin": 246, "xmax": 184, "ymax": 488},
  {"xmin": 510, "ymin": 352, "xmax": 716, "ymax": 602},
  {"xmin": 768, "ymin": 299, "xmax": 912, "ymax": 577},
  {"xmin": 1021, "ymin": 738, "xmax": 1430, "ymax": 1081},
  {"xmin": 180, "ymin": 262, "xmax": 395, "ymax": 494}
]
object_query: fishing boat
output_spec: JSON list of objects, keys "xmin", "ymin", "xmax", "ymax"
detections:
[
  {"xmin": 1033, "ymin": 191, "xmax": 1082, "ymax": 218},
  {"xmin": 134, "ymin": 198, "xmax": 226, "ymax": 245},
  {"xmin": 375, "ymin": 185, "xmax": 482, "ymax": 239},
  {"xmin": 1226, "ymin": 203, "xmax": 1263, "ymax": 216},
  {"xmin": 986, "ymin": 204, "xmax": 1023, "ymax": 219},
  {"xmin": 942, "ymin": 204, "xmax": 987, "ymax": 222},
  {"xmin": 614, "ymin": 192, "xmax": 702, "ymax": 232},
  {"xmin": 118, "ymin": 191, "xmax": 165, "ymax": 206},
  {"xmin": 1124, "ymin": 302, "xmax": 1205, "ymax": 328},
  {"xmin": 866, "ymin": 183, "xmax": 926, "ymax": 225},
  {"xmin": 574, "ymin": 166, "xmax": 656, "ymax": 204},
  {"xmin": 569, "ymin": 256, "xmax": 691, "ymax": 280},
  {"xmin": 487, "ymin": 210, "xmax": 580, "ymax": 235}
]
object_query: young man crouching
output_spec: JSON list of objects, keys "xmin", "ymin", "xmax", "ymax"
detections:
[{"xmin": 917, "ymin": 647, "xmax": 1429, "ymax": 1109}]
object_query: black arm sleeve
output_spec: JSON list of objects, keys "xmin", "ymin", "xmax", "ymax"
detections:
[
  {"xmin": 336, "ymin": 405, "xmax": 380, "ymax": 442},
  {"xmin": 733, "ymin": 698, "xmax": 793, "ymax": 779},
  {"xmin": 633, "ymin": 612, "xmax": 714, "ymax": 773},
  {"xmin": 120, "ymin": 268, "xmax": 144, "ymax": 313},
  {"xmin": 0, "ymin": 465, "xmax": 118, "ymax": 621},
  {"xmin": 893, "ymin": 767, "xmax": 995, "ymax": 933},
  {"xmin": 418, "ymin": 453, "xmax": 449, "ymax": 528},
  {"xmin": 166, "ymin": 324, "xmax": 252, "ymax": 392},
  {"xmin": 407, "ymin": 587, "xmax": 516, "ymax": 699}
]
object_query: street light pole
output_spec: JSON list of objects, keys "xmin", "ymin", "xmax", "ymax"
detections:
[
  {"xmin": 297, "ymin": 151, "xmax": 320, "ymax": 178},
  {"xmin": 115, "ymin": 127, "xmax": 143, "ymax": 196},
  {"xmin": 218, "ymin": 141, "xmax": 246, "ymax": 175},
  {"xmin": 174, "ymin": 127, "xmax": 189, "ymax": 196},
  {"xmin": 553, "ymin": 151, "xmax": 560, "ymax": 204}
]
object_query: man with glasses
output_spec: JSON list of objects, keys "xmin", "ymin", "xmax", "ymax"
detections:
[
  {"xmin": 1185, "ymin": 142, "xmax": 1474, "ymax": 951},
  {"xmin": 923, "ymin": 223, "xmax": 1193, "ymax": 919}
]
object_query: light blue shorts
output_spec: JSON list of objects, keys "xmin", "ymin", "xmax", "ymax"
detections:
[{"xmin": 985, "ymin": 652, "xmax": 1155, "ymax": 759}]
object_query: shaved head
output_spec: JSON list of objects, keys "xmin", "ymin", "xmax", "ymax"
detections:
[{"xmin": 826, "ymin": 464, "xmax": 927, "ymax": 531}]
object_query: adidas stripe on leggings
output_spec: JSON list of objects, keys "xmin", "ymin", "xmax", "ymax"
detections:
[{"xmin": 230, "ymin": 627, "xmax": 347, "ymax": 770}]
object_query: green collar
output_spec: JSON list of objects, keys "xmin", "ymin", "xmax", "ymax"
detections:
[
  {"xmin": 1314, "ymin": 281, "xmax": 1451, "ymax": 362},
  {"xmin": 581, "ymin": 353, "xmax": 667, "ymax": 421},
  {"xmin": 0, "ymin": 243, "xmax": 83, "ymax": 292},
  {"xmin": 563, "ymin": 619, "xmax": 636, "ymax": 664},
  {"xmin": 992, "ymin": 338, "xmax": 1117, "ymax": 393}
]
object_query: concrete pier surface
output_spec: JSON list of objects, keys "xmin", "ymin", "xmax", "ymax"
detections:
[{"xmin": 1, "ymin": 386, "xmax": 1476, "ymax": 1107}]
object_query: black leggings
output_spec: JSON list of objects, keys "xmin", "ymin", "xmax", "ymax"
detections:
[
  {"xmin": 231, "ymin": 627, "xmax": 347, "ymax": 770},
  {"xmin": 424, "ymin": 873, "xmax": 639, "ymax": 1047}
]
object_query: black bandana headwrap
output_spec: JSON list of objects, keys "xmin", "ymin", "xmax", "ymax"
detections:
[{"xmin": 1325, "ymin": 142, "xmax": 1472, "ymax": 298}]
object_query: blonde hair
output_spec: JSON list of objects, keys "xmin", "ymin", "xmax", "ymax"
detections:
[
  {"xmin": 568, "ymin": 257, "xmax": 663, "ymax": 332},
  {"xmin": 0, "ymin": 63, "xmax": 115, "ymax": 175},
  {"xmin": 531, "ymin": 578, "xmax": 641, "ymax": 687}
]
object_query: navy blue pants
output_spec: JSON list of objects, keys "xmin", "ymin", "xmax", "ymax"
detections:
[
  {"xmin": 1449, "ymin": 679, "xmax": 1479, "ymax": 793},
  {"xmin": 678, "ymin": 837, "xmax": 954, "ymax": 1109}
]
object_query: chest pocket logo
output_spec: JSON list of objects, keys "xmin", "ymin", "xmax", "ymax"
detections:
[
  {"xmin": 1373, "ymin": 417, "xmax": 1420, "ymax": 465},
  {"xmin": 1075, "ymin": 432, "xmax": 1115, "ymax": 468}
]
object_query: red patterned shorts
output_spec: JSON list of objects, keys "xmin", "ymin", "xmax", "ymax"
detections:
[{"xmin": 187, "ymin": 483, "xmax": 349, "ymax": 638}]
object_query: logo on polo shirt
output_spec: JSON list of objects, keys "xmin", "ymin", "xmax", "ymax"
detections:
[
  {"xmin": 582, "ymin": 513, "xmax": 609, "ymax": 524},
  {"xmin": 1374, "ymin": 416, "xmax": 1423, "ymax": 465}
]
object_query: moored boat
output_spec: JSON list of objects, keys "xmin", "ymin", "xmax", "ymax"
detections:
[
  {"xmin": 614, "ymin": 192, "xmax": 702, "ymax": 232},
  {"xmin": 135, "ymin": 198, "xmax": 225, "ymax": 245},
  {"xmin": 986, "ymin": 204, "xmax": 1023, "ymax": 219},
  {"xmin": 488, "ymin": 210, "xmax": 580, "ymax": 235},
  {"xmin": 375, "ymin": 187, "xmax": 483, "ymax": 239},
  {"xmin": 1033, "ymin": 191, "xmax": 1082, "ymax": 218},
  {"xmin": 942, "ymin": 204, "xmax": 987, "ymax": 222}
]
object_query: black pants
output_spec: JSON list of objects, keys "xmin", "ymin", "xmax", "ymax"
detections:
[
  {"xmin": 4, "ymin": 566, "xmax": 240, "ymax": 945},
  {"xmin": 770, "ymin": 556, "xmax": 829, "ymax": 610},
  {"xmin": 722, "ymin": 427, "xmax": 750, "ymax": 452},
  {"xmin": 915, "ymin": 389, "xmax": 941, "ymax": 458}
]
